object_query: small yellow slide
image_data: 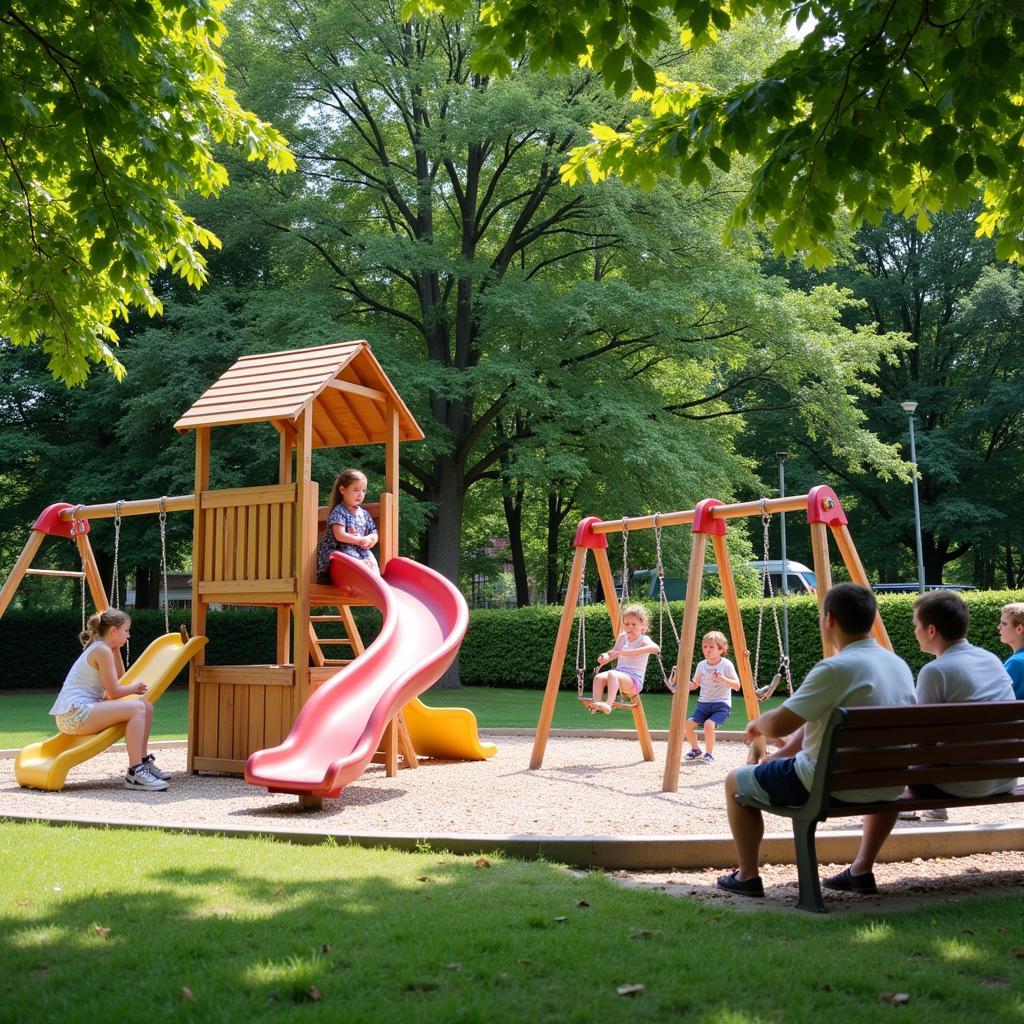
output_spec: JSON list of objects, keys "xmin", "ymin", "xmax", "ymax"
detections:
[
  {"xmin": 15, "ymin": 632, "xmax": 207, "ymax": 791},
  {"xmin": 402, "ymin": 696, "xmax": 497, "ymax": 761}
]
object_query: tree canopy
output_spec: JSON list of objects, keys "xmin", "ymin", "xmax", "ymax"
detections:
[
  {"xmin": 405, "ymin": 0, "xmax": 1024, "ymax": 267},
  {"xmin": 0, "ymin": 0, "xmax": 295, "ymax": 385}
]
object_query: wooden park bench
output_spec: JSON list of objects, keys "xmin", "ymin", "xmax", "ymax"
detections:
[{"xmin": 735, "ymin": 701, "xmax": 1024, "ymax": 912}]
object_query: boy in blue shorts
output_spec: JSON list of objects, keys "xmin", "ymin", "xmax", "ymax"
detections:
[
  {"xmin": 684, "ymin": 631, "xmax": 740, "ymax": 764},
  {"xmin": 716, "ymin": 584, "xmax": 915, "ymax": 898}
]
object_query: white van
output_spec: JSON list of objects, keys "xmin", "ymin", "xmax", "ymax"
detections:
[{"xmin": 639, "ymin": 559, "xmax": 816, "ymax": 600}]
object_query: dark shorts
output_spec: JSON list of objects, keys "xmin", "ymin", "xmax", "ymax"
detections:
[
  {"xmin": 689, "ymin": 701, "xmax": 731, "ymax": 727},
  {"xmin": 908, "ymin": 782, "xmax": 949, "ymax": 798},
  {"xmin": 735, "ymin": 757, "xmax": 811, "ymax": 807}
]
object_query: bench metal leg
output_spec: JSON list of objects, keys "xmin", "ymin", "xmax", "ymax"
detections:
[{"xmin": 793, "ymin": 818, "xmax": 827, "ymax": 913}]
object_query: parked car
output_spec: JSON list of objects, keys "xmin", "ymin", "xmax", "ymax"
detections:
[{"xmin": 634, "ymin": 560, "xmax": 816, "ymax": 601}]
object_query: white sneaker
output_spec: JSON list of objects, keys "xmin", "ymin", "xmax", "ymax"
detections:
[
  {"xmin": 142, "ymin": 753, "xmax": 172, "ymax": 781},
  {"xmin": 125, "ymin": 765, "xmax": 170, "ymax": 791},
  {"xmin": 921, "ymin": 808, "xmax": 948, "ymax": 821}
]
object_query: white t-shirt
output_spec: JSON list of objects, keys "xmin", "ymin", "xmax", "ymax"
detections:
[
  {"xmin": 916, "ymin": 639, "xmax": 1017, "ymax": 798},
  {"xmin": 693, "ymin": 657, "xmax": 738, "ymax": 705},
  {"xmin": 784, "ymin": 638, "xmax": 915, "ymax": 802},
  {"xmin": 614, "ymin": 634, "xmax": 653, "ymax": 682},
  {"xmin": 50, "ymin": 641, "xmax": 107, "ymax": 715}
]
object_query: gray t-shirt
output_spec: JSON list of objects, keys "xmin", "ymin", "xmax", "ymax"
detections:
[
  {"xmin": 784, "ymin": 638, "xmax": 915, "ymax": 802},
  {"xmin": 916, "ymin": 639, "xmax": 1017, "ymax": 798}
]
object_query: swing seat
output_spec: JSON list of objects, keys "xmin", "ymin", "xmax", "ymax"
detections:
[{"xmin": 755, "ymin": 671, "xmax": 783, "ymax": 702}]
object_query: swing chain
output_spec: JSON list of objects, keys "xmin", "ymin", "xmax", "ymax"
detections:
[
  {"xmin": 70, "ymin": 505, "xmax": 87, "ymax": 630},
  {"xmin": 110, "ymin": 500, "xmax": 123, "ymax": 609},
  {"xmin": 653, "ymin": 514, "xmax": 680, "ymax": 692},
  {"xmin": 575, "ymin": 573, "xmax": 587, "ymax": 698},
  {"xmin": 754, "ymin": 500, "xmax": 792, "ymax": 697},
  {"xmin": 159, "ymin": 496, "xmax": 169, "ymax": 635},
  {"xmin": 620, "ymin": 516, "xmax": 630, "ymax": 602}
]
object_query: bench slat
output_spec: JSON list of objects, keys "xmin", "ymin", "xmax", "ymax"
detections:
[
  {"xmin": 832, "ymin": 762, "xmax": 1021, "ymax": 790},
  {"xmin": 838, "ymin": 721, "xmax": 1024, "ymax": 746},
  {"xmin": 837, "ymin": 740, "xmax": 1024, "ymax": 770},
  {"xmin": 842, "ymin": 701, "xmax": 1024, "ymax": 728}
]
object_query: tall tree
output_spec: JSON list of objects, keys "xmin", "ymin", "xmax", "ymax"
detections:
[
  {"xmin": 1, "ymin": 0, "xmax": 294, "ymax": 384},
  {"xmin": 223, "ymin": 0, "xmax": 905, "ymax": 587}
]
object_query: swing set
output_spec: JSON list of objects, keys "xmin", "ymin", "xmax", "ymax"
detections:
[{"xmin": 533, "ymin": 485, "xmax": 892, "ymax": 793}]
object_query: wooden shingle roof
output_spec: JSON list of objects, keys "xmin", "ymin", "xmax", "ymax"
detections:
[{"xmin": 173, "ymin": 341, "xmax": 424, "ymax": 447}]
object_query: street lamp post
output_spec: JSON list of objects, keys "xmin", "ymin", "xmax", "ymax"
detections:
[
  {"xmin": 776, "ymin": 451, "xmax": 790, "ymax": 659},
  {"xmin": 900, "ymin": 401, "xmax": 927, "ymax": 594}
]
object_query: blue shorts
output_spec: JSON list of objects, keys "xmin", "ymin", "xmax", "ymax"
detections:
[
  {"xmin": 689, "ymin": 701, "xmax": 731, "ymax": 727},
  {"xmin": 734, "ymin": 757, "xmax": 810, "ymax": 807}
]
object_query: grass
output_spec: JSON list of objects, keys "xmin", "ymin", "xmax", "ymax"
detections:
[
  {"xmin": 2, "ymin": 821, "xmax": 1022, "ymax": 1023},
  {"xmin": 0, "ymin": 687, "xmax": 786, "ymax": 750}
]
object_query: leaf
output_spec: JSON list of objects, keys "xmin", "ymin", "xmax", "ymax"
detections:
[
  {"xmin": 1010, "ymin": 947, "xmax": 1024, "ymax": 958},
  {"xmin": 180, "ymin": 987, "xmax": 194, "ymax": 1001},
  {"xmin": 474, "ymin": 857, "xmax": 491, "ymax": 868},
  {"xmin": 709, "ymin": 146, "xmax": 731, "ymax": 172},
  {"xmin": 877, "ymin": 992, "xmax": 911, "ymax": 1005},
  {"xmin": 617, "ymin": 984, "xmax": 645, "ymax": 996},
  {"xmin": 92, "ymin": 923, "xmax": 111, "ymax": 938},
  {"xmin": 576, "ymin": 899, "xmax": 590, "ymax": 908},
  {"xmin": 953, "ymin": 153, "xmax": 973, "ymax": 182},
  {"xmin": 553, "ymin": 916, "xmax": 567, "ymax": 923}
]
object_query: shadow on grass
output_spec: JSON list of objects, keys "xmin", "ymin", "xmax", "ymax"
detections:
[{"xmin": 3, "ymin": 822, "xmax": 1024, "ymax": 1023}]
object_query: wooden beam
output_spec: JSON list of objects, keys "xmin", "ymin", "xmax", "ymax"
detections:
[
  {"xmin": 188, "ymin": 426, "xmax": 211, "ymax": 774},
  {"xmin": 327, "ymin": 379, "xmax": 387, "ymax": 402}
]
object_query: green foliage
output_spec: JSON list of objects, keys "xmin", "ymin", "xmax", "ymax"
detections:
[
  {"xmin": 415, "ymin": 0, "xmax": 1024, "ymax": 266},
  {"xmin": 0, "ymin": 0, "xmax": 295, "ymax": 385},
  {"xmin": 456, "ymin": 590, "xmax": 1024, "ymax": 689}
]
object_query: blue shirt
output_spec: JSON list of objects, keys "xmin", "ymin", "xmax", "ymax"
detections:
[
  {"xmin": 316, "ymin": 502, "xmax": 376, "ymax": 576},
  {"xmin": 1005, "ymin": 648, "xmax": 1024, "ymax": 700}
]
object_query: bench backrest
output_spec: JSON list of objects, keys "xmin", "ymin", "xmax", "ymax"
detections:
[{"xmin": 815, "ymin": 701, "xmax": 1024, "ymax": 800}]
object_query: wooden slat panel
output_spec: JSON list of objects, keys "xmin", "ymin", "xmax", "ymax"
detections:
[
  {"xmin": 192, "ymin": 756, "xmax": 247, "ymax": 774},
  {"xmin": 218, "ymin": 684, "xmax": 235, "ymax": 759},
  {"xmin": 257, "ymin": 504, "xmax": 269, "ymax": 580},
  {"xmin": 233, "ymin": 685, "xmax": 250, "ymax": 762},
  {"xmin": 231, "ymin": 505, "xmax": 245, "ymax": 580},
  {"xmin": 840, "ymin": 722, "xmax": 1024, "ymax": 747},
  {"xmin": 247, "ymin": 504, "xmax": 258, "ymax": 579},
  {"xmin": 264, "ymin": 685, "xmax": 285, "ymax": 747},
  {"xmin": 196, "ymin": 665, "xmax": 295, "ymax": 686},
  {"xmin": 843, "ymin": 702, "xmax": 1024, "ymax": 728},
  {"xmin": 269, "ymin": 503, "xmax": 281, "ymax": 578},
  {"xmin": 203, "ymin": 509, "xmax": 215, "ymax": 582},
  {"xmin": 199, "ymin": 681, "xmax": 219, "ymax": 760},
  {"xmin": 834, "ymin": 762, "xmax": 1022, "ymax": 791},
  {"xmin": 213, "ymin": 507, "xmax": 224, "ymax": 581},
  {"xmin": 282, "ymin": 503, "xmax": 293, "ymax": 578},
  {"xmin": 248, "ymin": 685, "xmax": 266, "ymax": 755},
  {"xmin": 198, "ymin": 578, "xmax": 296, "ymax": 596},
  {"xmin": 201, "ymin": 485, "xmax": 296, "ymax": 509}
]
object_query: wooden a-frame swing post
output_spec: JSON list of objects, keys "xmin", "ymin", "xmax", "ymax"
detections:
[{"xmin": 530, "ymin": 518, "xmax": 654, "ymax": 770}]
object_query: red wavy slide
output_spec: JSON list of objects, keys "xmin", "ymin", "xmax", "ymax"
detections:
[{"xmin": 245, "ymin": 553, "xmax": 468, "ymax": 799}]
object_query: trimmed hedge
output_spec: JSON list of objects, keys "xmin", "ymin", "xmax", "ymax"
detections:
[
  {"xmin": 3, "ymin": 591, "xmax": 1021, "ymax": 693},
  {"xmin": 456, "ymin": 590, "xmax": 1024, "ymax": 691}
]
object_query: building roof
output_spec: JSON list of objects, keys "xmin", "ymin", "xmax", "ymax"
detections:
[{"xmin": 173, "ymin": 341, "xmax": 424, "ymax": 447}]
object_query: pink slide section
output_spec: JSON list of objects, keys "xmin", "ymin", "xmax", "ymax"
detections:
[{"xmin": 245, "ymin": 554, "xmax": 468, "ymax": 799}]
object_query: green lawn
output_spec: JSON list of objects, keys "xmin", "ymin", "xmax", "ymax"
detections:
[
  {"xmin": 2, "ymin": 822, "xmax": 1021, "ymax": 1023},
  {"xmin": 0, "ymin": 687, "xmax": 785, "ymax": 749}
]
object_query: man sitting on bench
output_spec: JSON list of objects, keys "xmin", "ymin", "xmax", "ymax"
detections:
[
  {"xmin": 717, "ymin": 583, "xmax": 915, "ymax": 898},
  {"xmin": 826, "ymin": 590, "xmax": 1018, "ymax": 886}
]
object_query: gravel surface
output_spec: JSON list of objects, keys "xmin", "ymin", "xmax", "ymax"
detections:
[{"xmin": 2, "ymin": 734, "xmax": 1021, "ymax": 839}]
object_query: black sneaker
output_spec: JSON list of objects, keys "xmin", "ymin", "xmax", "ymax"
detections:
[
  {"xmin": 823, "ymin": 867, "xmax": 877, "ymax": 894},
  {"xmin": 716, "ymin": 870, "xmax": 764, "ymax": 898},
  {"xmin": 142, "ymin": 753, "xmax": 172, "ymax": 781},
  {"xmin": 125, "ymin": 765, "xmax": 170, "ymax": 791}
]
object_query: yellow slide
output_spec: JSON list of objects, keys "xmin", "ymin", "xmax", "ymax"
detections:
[
  {"xmin": 403, "ymin": 697, "xmax": 497, "ymax": 761},
  {"xmin": 15, "ymin": 632, "xmax": 207, "ymax": 791}
]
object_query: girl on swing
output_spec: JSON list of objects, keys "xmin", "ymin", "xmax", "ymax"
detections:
[{"xmin": 590, "ymin": 604, "xmax": 660, "ymax": 713}]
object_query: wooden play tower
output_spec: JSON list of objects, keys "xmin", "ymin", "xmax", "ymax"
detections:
[{"xmin": 174, "ymin": 341, "xmax": 423, "ymax": 774}]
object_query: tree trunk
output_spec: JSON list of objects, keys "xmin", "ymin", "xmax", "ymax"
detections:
[
  {"xmin": 425, "ymin": 452, "xmax": 465, "ymax": 687},
  {"xmin": 502, "ymin": 478, "xmax": 530, "ymax": 606}
]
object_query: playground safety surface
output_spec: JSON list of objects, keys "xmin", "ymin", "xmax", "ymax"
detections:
[{"xmin": 3, "ymin": 734, "xmax": 1022, "ymax": 881}]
